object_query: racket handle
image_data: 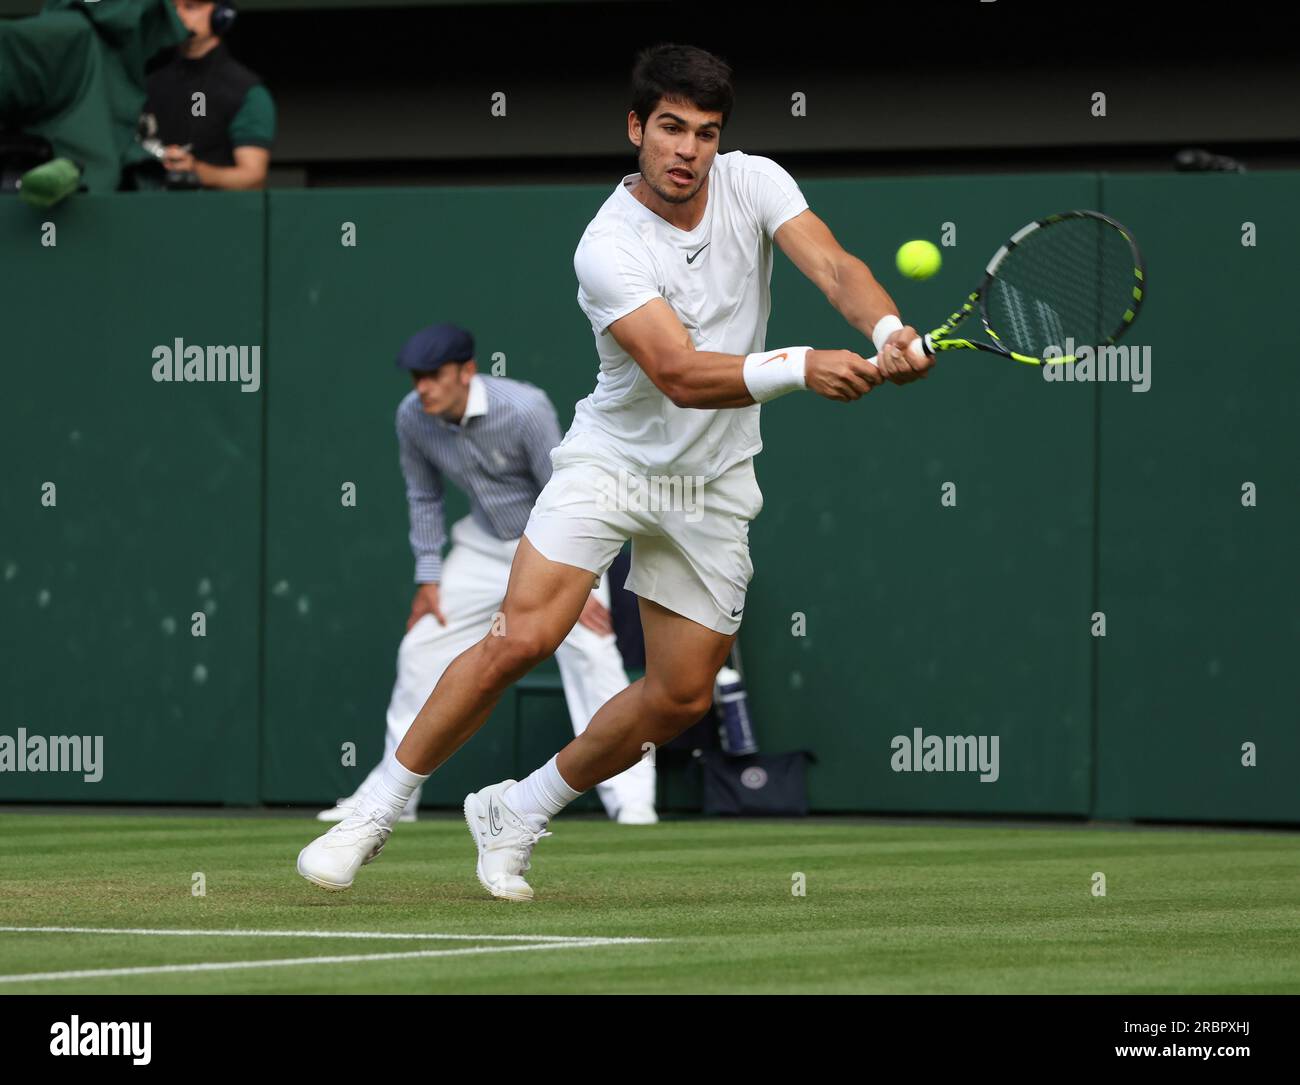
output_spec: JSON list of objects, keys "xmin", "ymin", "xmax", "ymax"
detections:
[{"xmin": 866, "ymin": 334, "xmax": 930, "ymax": 368}]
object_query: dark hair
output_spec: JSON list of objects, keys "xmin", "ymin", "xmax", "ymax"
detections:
[{"xmin": 630, "ymin": 44, "xmax": 734, "ymax": 129}]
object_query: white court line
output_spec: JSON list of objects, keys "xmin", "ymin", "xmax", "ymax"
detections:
[
  {"xmin": 0, "ymin": 925, "xmax": 643, "ymax": 944},
  {"xmin": 0, "ymin": 939, "xmax": 663, "ymax": 985}
]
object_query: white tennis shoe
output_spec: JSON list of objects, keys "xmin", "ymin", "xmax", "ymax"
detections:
[
  {"xmin": 297, "ymin": 812, "xmax": 391, "ymax": 891},
  {"xmin": 317, "ymin": 794, "xmax": 417, "ymax": 824},
  {"xmin": 463, "ymin": 780, "xmax": 553, "ymax": 902}
]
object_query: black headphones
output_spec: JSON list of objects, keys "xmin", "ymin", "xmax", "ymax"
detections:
[{"xmin": 211, "ymin": 1, "xmax": 237, "ymax": 37}]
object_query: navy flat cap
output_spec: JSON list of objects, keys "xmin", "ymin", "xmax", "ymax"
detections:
[{"xmin": 396, "ymin": 323, "xmax": 475, "ymax": 372}]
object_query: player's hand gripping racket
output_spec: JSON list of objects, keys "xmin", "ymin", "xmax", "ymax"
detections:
[{"xmin": 869, "ymin": 210, "xmax": 1146, "ymax": 370}]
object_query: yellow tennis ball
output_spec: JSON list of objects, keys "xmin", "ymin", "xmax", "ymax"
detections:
[{"xmin": 896, "ymin": 240, "xmax": 942, "ymax": 281}]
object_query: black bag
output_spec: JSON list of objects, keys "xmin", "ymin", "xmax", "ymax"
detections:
[{"xmin": 699, "ymin": 750, "xmax": 814, "ymax": 816}]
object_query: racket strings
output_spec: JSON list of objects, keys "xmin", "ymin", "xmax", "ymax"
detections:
[{"xmin": 986, "ymin": 217, "xmax": 1136, "ymax": 359}]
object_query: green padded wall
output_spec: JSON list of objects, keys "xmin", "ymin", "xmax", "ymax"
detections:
[
  {"xmin": 0, "ymin": 193, "xmax": 264, "ymax": 802},
  {"xmin": 1092, "ymin": 173, "xmax": 1300, "ymax": 823}
]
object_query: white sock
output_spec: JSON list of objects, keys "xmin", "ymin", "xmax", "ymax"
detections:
[
  {"xmin": 504, "ymin": 755, "xmax": 583, "ymax": 819},
  {"xmin": 358, "ymin": 753, "xmax": 429, "ymax": 828}
]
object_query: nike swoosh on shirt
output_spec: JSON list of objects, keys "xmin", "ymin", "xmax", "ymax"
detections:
[{"xmin": 685, "ymin": 243, "xmax": 710, "ymax": 264}]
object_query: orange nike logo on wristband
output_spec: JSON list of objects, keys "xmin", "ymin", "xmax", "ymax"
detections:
[{"xmin": 759, "ymin": 352, "xmax": 788, "ymax": 365}]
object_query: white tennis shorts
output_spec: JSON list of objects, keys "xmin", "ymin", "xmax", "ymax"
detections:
[{"xmin": 524, "ymin": 454, "xmax": 764, "ymax": 634}]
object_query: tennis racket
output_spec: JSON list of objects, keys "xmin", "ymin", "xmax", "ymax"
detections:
[{"xmin": 869, "ymin": 209, "xmax": 1146, "ymax": 369}]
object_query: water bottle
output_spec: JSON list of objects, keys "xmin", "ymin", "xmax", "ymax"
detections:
[{"xmin": 715, "ymin": 665, "xmax": 758, "ymax": 756}]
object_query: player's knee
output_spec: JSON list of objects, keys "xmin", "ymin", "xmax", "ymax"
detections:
[
  {"xmin": 478, "ymin": 627, "xmax": 553, "ymax": 685},
  {"xmin": 681, "ymin": 689, "xmax": 715, "ymax": 723},
  {"xmin": 643, "ymin": 682, "xmax": 714, "ymax": 730}
]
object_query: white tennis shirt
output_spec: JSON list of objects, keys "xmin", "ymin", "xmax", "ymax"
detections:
[{"xmin": 555, "ymin": 150, "xmax": 810, "ymax": 482}]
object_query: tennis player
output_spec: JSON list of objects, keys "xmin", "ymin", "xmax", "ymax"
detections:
[{"xmin": 298, "ymin": 43, "xmax": 932, "ymax": 899}]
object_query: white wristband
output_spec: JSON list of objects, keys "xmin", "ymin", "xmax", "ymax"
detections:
[
  {"xmin": 872, "ymin": 315, "xmax": 904, "ymax": 355},
  {"xmin": 742, "ymin": 346, "xmax": 811, "ymax": 403}
]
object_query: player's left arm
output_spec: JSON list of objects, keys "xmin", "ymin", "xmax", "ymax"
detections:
[{"xmin": 774, "ymin": 209, "xmax": 933, "ymax": 385}]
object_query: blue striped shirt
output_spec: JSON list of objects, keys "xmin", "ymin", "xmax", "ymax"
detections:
[{"xmin": 396, "ymin": 375, "xmax": 562, "ymax": 583}]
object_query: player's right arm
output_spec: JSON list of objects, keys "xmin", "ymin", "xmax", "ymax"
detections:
[
  {"xmin": 606, "ymin": 297, "xmax": 883, "ymax": 408},
  {"xmin": 576, "ymin": 223, "xmax": 882, "ymax": 409}
]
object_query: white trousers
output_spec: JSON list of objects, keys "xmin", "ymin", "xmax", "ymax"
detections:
[{"xmin": 357, "ymin": 516, "xmax": 654, "ymax": 818}]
